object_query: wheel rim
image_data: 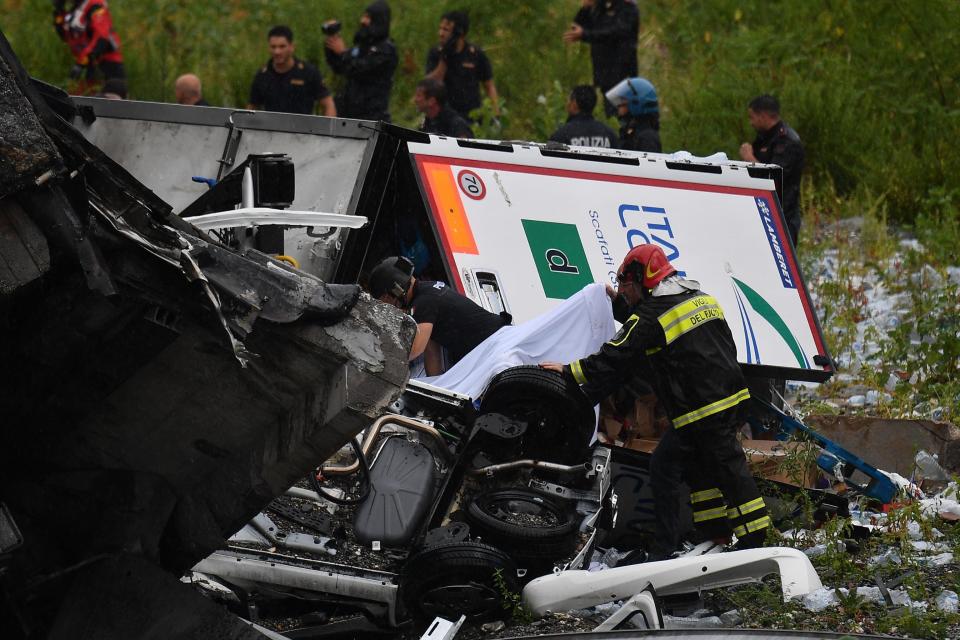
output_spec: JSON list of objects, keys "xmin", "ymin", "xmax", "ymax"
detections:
[{"xmin": 419, "ymin": 581, "xmax": 502, "ymax": 618}]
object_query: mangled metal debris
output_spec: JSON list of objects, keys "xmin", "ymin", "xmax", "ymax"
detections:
[{"xmin": 0, "ymin": 28, "xmax": 412, "ymax": 639}]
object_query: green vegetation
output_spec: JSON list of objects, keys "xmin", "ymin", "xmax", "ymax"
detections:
[
  {"xmin": 3, "ymin": 0, "xmax": 958, "ymax": 409},
  {"xmin": 4, "ymin": 0, "xmax": 958, "ymax": 224}
]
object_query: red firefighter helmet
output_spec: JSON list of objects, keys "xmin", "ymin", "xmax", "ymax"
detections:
[{"xmin": 617, "ymin": 244, "xmax": 677, "ymax": 289}]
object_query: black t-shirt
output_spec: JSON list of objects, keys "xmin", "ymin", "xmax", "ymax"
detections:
[
  {"xmin": 425, "ymin": 42, "xmax": 493, "ymax": 118},
  {"xmin": 420, "ymin": 107, "xmax": 474, "ymax": 138},
  {"xmin": 249, "ymin": 57, "xmax": 330, "ymax": 115},
  {"xmin": 410, "ymin": 280, "xmax": 507, "ymax": 364},
  {"xmin": 549, "ymin": 114, "xmax": 618, "ymax": 148}
]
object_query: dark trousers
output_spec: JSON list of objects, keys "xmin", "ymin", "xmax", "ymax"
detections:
[
  {"xmin": 677, "ymin": 409, "xmax": 771, "ymax": 548},
  {"xmin": 649, "ymin": 426, "xmax": 687, "ymax": 556}
]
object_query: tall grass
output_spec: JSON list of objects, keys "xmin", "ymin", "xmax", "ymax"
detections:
[{"xmin": 2, "ymin": 0, "xmax": 958, "ymax": 226}]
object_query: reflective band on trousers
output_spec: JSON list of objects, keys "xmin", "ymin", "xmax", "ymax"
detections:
[
  {"xmin": 690, "ymin": 488, "xmax": 723, "ymax": 503},
  {"xmin": 672, "ymin": 388, "xmax": 751, "ymax": 429},
  {"xmin": 693, "ymin": 506, "xmax": 727, "ymax": 523},
  {"xmin": 733, "ymin": 515, "xmax": 772, "ymax": 538},
  {"xmin": 570, "ymin": 359, "xmax": 587, "ymax": 385},
  {"xmin": 657, "ymin": 295, "xmax": 725, "ymax": 345},
  {"xmin": 727, "ymin": 497, "xmax": 766, "ymax": 519}
]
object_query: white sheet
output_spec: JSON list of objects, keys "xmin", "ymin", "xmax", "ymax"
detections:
[{"xmin": 418, "ymin": 283, "xmax": 616, "ymax": 400}]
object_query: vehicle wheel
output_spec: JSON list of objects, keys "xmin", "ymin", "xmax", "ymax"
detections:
[
  {"xmin": 466, "ymin": 489, "xmax": 580, "ymax": 570},
  {"xmin": 479, "ymin": 366, "xmax": 595, "ymax": 463},
  {"xmin": 398, "ymin": 542, "xmax": 518, "ymax": 623}
]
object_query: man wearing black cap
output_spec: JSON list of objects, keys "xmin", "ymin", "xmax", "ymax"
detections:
[
  {"xmin": 368, "ymin": 257, "xmax": 510, "ymax": 375},
  {"xmin": 323, "ymin": 1, "xmax": 398, "ymax": 121}
]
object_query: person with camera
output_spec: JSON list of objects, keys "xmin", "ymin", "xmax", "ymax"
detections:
[
  {"xmin": 323, "ymin": 0, "xmax": 398, "ymax": 122},
  {"xmin": 248, "ymin": 25, "xmax": 336, "ymax": 116},
  {"xmin": 424, "ymin": 10, "xmax": 500, "ymax": 123},
  {"xmin": 52, "ymin": 0, "xmax": 125, "ymax": 95}
]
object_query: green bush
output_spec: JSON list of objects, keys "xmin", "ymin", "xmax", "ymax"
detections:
[{"xmin": 3, "ymin": 0, "xmax": 958, "ymax": 223}]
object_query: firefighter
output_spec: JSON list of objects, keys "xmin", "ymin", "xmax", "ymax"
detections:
[
  {"xmin": 606, "ymin": 77, "xmax": 661, "ymax": 152},
  {"xmin": 368, "ymin": 256, "xmax": 510, "ymax": 375},
  {"xmin": 739, "ymin": 94, "xmax": 805, "ymax": 246},
  {"xmin": 52, "ymin": 0, "xmax": 125, "ymax": 95},
  {"xmin": 542, "ymin": 245, "xmax": 772, "ymax": 550},
  {"xmin": 323, "ymin": 0, "xmax": 398, "ymax": 121}
]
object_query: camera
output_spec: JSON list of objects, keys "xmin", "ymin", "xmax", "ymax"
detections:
[{"xmin": 321, "ymin": 20, "xmax": 342, "ymax": 36}]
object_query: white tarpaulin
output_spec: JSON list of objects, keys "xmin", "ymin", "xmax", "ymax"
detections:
[{"xmin": 419, "ymin": 283, "xmax": 615, "ymax": 400}]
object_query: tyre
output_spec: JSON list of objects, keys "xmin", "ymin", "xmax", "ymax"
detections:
[
  {"xmin": 479, "ymin": 365, "xmax": 595, "ymax": 464},
  {"xmin": 465, "ymin": 489, "xmax": 580, "ymax": 571},
  {"xmin": 398, "ymin": 542, "xmax": 519, "ymax": 623}
]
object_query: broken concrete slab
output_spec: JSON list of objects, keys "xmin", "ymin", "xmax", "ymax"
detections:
[{"xmin": 805, "ymin": 415, "xmax": 960, "ymax": 476}]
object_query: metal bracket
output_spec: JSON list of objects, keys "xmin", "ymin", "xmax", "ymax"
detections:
[{"xmin": 216, "ymin": 110, "xmax": 254, "ymax": 181}]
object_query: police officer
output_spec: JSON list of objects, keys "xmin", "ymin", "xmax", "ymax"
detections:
[
  {"xmin": 414, "ymin": 78, "xmax": 474, "ymax": 139},
  {"xmin": 369, "ymin": 256, "xmax": 510, "ymax": 375},
  {"xmin": 542, "ymin": 245, "xmax": 772, "ymax": 551},
  {"xmin": 549, "ymin": 85, "xmax": 618, "ymax": 148},
  {"xmin": 52, "ymin": 0, "xmax": 125, "ymax": 94},
  {"xmin": 563, "ymin": 0, "xmax": 639, "ymax": 116},
  {"xmin": 248, "ymin": 25, "xmax": 336, "ymax": 116},
  {"xmin": 425, "ymin": 11, "xmax": 500, "ymax": 122},
  {"xmin": 606, "ymin": 77, "xmax": 661, "ymax": 152},
  {"xmin": 739, "ymin": 95, "xmax": 805, "ymax": 246},
  {"xmin": 323, "ymin": 0, "xmax": 398, "ymax": 121}
]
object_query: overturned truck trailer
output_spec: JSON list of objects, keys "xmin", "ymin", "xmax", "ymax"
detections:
[{"xmin": 0, "ymin": 32, "xmax": 413, "ymax": 639}]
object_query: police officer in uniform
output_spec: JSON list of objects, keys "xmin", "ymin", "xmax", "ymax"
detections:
[
  {"xmin": 414, "ymin": 78, "xmax": 474, "ymax": 139},
  {"xmin": 606, "ymin": 76, "xmax": 661, "ymax": 152},
  {"xmin": 739, "ymin": 95, "xmax": 805, "ymax": 246},
  {"xmin": 53, "ymin": 0, "xmax": 125, "ymax": 94},
  {"xmin": 563, "ymin": 0, "xmax": 639, "ymax": 116},
  {"xmin": 425, "ymin": 11, "xmax": 500, "ymax": 122},
  {"xmin": 248, "ymin": 25, "xmax": 336, "ymax": 116},
  {"xmin": 543, "ymin": 245, "xmax": 772, "ymax": 551},
  {"xmin": 549, "ymin": 85, "xmax": 618, "ymax": 148},
  {"xmin": 369, "ymin": 256, "xmax": 510, "ymax": 375},
  {"xmin": 323, "ymin": 0, "xmax": 398, "ymax": 121}
]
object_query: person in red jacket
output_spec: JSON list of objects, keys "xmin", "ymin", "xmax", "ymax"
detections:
[{"xmin": 53, "ymin": 0, "xmax": 125, "ymax": 95}]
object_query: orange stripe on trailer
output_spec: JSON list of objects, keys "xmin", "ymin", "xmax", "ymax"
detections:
[{"xmin": 423, "ymin": 163, "xmax": 478, "ymax": 255}]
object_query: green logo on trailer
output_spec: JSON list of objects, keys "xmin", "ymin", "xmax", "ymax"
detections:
[{"xmin": 521, "ymin": 219, "xmax": 594, "ymax": 299}]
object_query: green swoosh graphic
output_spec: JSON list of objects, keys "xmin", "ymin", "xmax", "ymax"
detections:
[{"xmin": 732, "ymin": 277, "xmax": 808, "ymax": 368}]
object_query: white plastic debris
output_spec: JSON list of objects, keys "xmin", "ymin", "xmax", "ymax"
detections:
[
  {"xmin": 919, "ymin": 497, "xmax": 960, "ymax": 521},
  {"xmin": 915, "ymin": 450, "xmax": 951, "ymax": 481},
  {"xmin": 661, "ymin": 614, "xmax": 723, "ymax": 629},
  {"xmin": 868, "ymin": 548, "xmax": 902, "ymax": 568},
  {"xmin": 922, "ymin": 552, "xmax": 954, "ymax": 567},
  {"xmin": 936, "ymin": 590, "xmax": 959, "ymax": 614},
  {"xmin": 720, "ymin": 609, "xmax": 742, "ymax": 627},
  {"xmin": 803, "ymin": 540, "xmax": 845, "ymax": 559},
  {"xmin": 909, "ymin": 541, "xmax": 950, "ymax": 552},
  {"xmin": 801, "ymin": 587, "xmax": 839, "ymax": 612}
]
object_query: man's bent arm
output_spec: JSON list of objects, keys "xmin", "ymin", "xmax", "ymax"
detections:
[{"xmin": 409, "ymin": 322, "xmax": 435, "ymax": 361}]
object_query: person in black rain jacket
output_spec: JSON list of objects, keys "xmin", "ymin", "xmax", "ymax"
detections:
[{"xmin": 324, "ymin": 0, "xmax": 398, "ymax": 121}]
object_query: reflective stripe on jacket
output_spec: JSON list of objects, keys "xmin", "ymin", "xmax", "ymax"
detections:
[{"xmin": 566, "ymin": 289, "xmax": 748, "ymax": 429}]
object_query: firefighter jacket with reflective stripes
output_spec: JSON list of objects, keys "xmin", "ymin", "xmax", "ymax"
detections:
[{"xmin": 566, "ymin": 289, "xmax": 749, "ymax": 429}]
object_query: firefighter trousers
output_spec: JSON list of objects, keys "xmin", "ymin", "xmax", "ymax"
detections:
[{"xmin": 676, "ymin": 409, "xmax": 772, "ymax": 548}]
